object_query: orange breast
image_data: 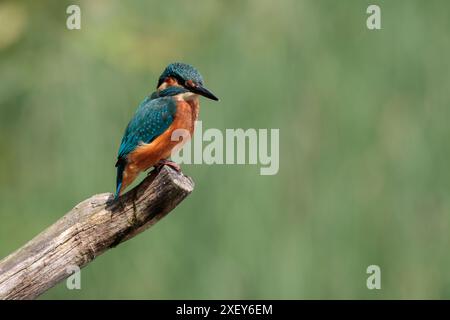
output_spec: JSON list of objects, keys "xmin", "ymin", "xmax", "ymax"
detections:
[{"xmin": 125, "ymin": 98, "xmax": 199, "ymax": 179}]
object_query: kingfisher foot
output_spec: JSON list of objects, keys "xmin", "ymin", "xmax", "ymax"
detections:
[{"xmin": 154, "ymin": 159, "xmax": 181, "ymax": 172}]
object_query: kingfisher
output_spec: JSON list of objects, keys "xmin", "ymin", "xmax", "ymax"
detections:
[{"xmin": 114, "ymin": 62, "xmax": 219, "ymax": 198}]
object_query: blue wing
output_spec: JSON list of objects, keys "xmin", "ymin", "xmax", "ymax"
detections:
[
  {"xmin": 115, "ymin": 95, "xmax": 177, "ymax": 197},
  {"xmin": 117, "ymin": 96, "xmax": 177, "ymax": 160}
]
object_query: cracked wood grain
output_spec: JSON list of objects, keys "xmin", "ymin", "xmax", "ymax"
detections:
[{"xmin": 0, "ymin": 166, "xmax": 194, "ymax": 300}]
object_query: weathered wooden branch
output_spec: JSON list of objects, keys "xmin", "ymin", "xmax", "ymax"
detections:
[{"xmin": 0, "ymin": 166, "xmax": 194, "ymax": 300}]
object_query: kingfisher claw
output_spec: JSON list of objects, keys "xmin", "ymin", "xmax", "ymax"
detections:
[{"xmin": 154, "ymin": 159, "xmax": 181, "ymax": 172}]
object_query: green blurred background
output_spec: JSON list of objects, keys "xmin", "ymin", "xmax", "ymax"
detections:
[{"xmin": 1, "ymin": 0, "xmax": 449, "ymax": 299}]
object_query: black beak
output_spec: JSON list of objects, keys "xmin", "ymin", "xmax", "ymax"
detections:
[{"xmin": 191, "ymin": 85, "xmax": 219, "ymax": 101}]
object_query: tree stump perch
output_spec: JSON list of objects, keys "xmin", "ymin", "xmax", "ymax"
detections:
[{"xmin": 0, "ymin": 166, "xmax": 194, "ymax": 300}]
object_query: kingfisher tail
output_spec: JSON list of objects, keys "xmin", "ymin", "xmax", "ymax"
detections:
[{"xmin": 115, "ymin": 158, "xmax": 126, "ymax": 199}]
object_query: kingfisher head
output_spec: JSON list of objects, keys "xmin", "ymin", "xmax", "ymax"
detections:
[{"xmin": 157, "ymin": 62, "xmax": 219, "ymax": 101}]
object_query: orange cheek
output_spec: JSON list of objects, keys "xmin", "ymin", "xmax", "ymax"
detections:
[
  {"xmin": 158, "ymin": 77, "xmax": 179, "ymax": 90},
  {"xmin": 166, "ymin": 77, "xmax": 177, "ymax": 86}
]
